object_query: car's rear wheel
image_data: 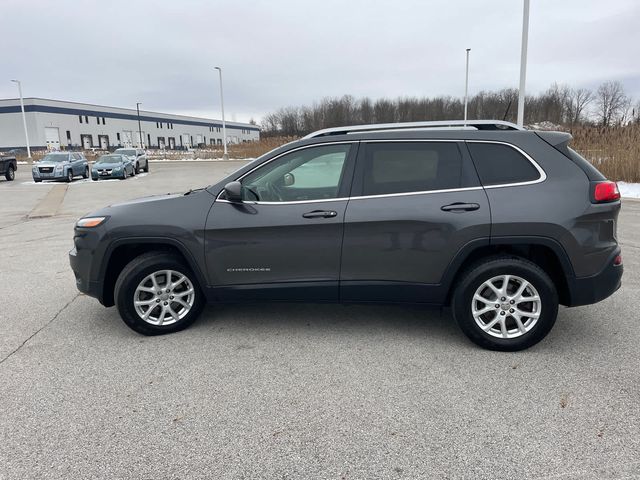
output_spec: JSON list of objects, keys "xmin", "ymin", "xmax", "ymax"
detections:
[
  {"xmin": 66, "ymin": 169, "xmax": 74, "ymax": 182},
  {"xmin": 114, "ymin": 252, "xmax": 205, "ymax": 335},
  {"xmin": 452, "ymin": 256, "xmax": 558, "ymax": 351},
  {"xmin": 5, "ymin": 165, "xmax": 15, "ymax": 181}
]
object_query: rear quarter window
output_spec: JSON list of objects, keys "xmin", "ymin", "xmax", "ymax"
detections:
[
  {"xmin": 359, "ymin": 142, "xmax": 474, "ymax": 196},
  {"xmin": 467, "ymin": 142, "xmax": 541, "ymax": 186}
]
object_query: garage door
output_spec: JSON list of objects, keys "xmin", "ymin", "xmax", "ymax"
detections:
[{"xmin": 45, "ymin": 127, "xmax": 61, "ymax": 151}]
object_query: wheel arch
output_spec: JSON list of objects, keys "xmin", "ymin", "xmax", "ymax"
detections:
[
  {"xmin": 442, "ymin": 236, "xmax": 574, "ymax": 306},
  {"xmin": 99, "ymin": 237, "xmax": 207, "ymax": 307}
]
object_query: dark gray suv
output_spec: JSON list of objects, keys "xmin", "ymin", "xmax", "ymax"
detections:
[{"xmin": 69, "ymin": 120, "xmax": 623, "ymax": 351}]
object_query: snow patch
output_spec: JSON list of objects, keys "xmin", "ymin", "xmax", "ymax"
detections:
[
  {"xmin": 149, "ymin": 158, "xmax": 251, "ymax": 163},
  {"xmin": 618, "ymin": 182, "xmax": 640, "ymax": 199},
  {"xmin": 22, "ymin": 173, "xmax": 148, "ymax": 186}
]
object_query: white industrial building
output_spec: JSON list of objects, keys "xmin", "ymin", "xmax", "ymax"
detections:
[{"xmin": 0, "ymin": 97, "xmax": 260, "ymax": 151}]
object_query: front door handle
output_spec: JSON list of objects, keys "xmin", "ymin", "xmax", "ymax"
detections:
[
  {"xmin": 302, "ymin": 210, "xmax": 338, "ymax": 219},
  {"xmin": 441, "ymin": 202, "xmax": 480, "ymax": 212}
]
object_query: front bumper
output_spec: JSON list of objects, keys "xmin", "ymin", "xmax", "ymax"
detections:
[
  {"xmin": 69, "ymin": 246, "xmax": 102, "ymax": 299},
  {"xmin": 566, "ymin": 249, "xmax": 623, "ymax": 306},
  {"xmin": 32, "ymin": 169, "xmax": 65, "ymax": 181},
  {"xmin": 92, "ymin": 170, "xmax": 124, "ymax": 180}
]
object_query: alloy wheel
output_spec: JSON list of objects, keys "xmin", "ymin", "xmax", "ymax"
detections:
[
  {"xmin": 133, "ymin": 270, "xmax": 195, "ymax": 326},
  {"xmin": 471, "ymin": 274, "xmax": 541, "ymax": 339}
]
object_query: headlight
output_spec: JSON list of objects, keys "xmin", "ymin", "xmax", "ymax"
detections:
[
  {"xmin": 55, "ymin": 164, "xmax": 63, "ymax": 172},
  {"xmin": 76, "ymin": 217, "xmax": 107, "ymax": 228}
]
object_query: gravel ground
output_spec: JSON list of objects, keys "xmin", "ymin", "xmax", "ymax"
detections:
[{"xmin": 0, "ymin": 162, "xmax": 639, "ymax": 480}]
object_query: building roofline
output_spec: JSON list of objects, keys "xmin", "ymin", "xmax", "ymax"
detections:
[{"xmin": 0, "ymin": 96, "xmax": 258, "ymax": 128}]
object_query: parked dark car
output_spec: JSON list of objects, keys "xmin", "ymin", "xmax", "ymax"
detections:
[
  {"xmin": 32, "ymin": 152, "xmax": 89, "ymax": 182},
  {"xmin": 113, "ymin": 148, "xmax": 149, "ymax": 174},
  {"xmin": 91, "ymin": 154, "xmax": 135, "ymax": 180},
  {"xmin": 0, "ymin": 155, "xmax": 17, "ymax": 181},
  {"xmin": 69, "ymin": 120, "xmax": 623, "ymax": 351}
]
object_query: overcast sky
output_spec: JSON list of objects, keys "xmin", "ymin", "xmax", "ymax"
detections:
[{"xmin": 2, "ymin": 0, "xmax": 639, "ymax": 123}]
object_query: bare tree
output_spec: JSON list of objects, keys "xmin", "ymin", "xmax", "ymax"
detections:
[
  {"xmin": 596, "ymin": 81, "xmax": 629, "ymax": 126},
  {"xmin": 565, "ymin": 88, "xmax": 593, "ymax": 125},
  {"xmin": 260, "ymin": 82, "xmax": 635, "ymax": 136}
]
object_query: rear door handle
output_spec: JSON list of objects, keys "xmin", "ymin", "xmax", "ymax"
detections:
[
  {"xmin": 441, "ymin": 202, "xmax": 480, "ymax": 212},
  {"xmin": 302, "ymin": 210, "xmax": 338, "ymax": 218}
]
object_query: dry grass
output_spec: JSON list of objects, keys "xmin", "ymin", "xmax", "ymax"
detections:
[
  {"xmin": 144, "ymin": 137, "xmax": 296, "ymax": 160},
  {"xmin": 570, "ymin": 125, "xmax": 640, "ymax": 183}
]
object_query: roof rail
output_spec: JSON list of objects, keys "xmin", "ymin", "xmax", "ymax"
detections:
[{"xmin": 302, "ymin": 120, "xmax": 523, "ymax": 139}]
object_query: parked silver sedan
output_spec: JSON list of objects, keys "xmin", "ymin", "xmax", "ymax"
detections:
[{"xmin": 113, "ymin": 148, "xmax": 149, "ymax": 174}]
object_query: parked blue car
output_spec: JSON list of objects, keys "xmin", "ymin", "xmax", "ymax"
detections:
[
  {"xmin": 91, "ymin": 154, "xmax": 135, "ymax": 181},
  {"xmin": 32, "ymin": 152, "xmax": 89, "ymax": 183}
]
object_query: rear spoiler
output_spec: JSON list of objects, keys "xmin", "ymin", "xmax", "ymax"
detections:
[
  {"xmin": 535, "ymin": 131, "xmax": 605, "ymax": 181},
  {"xmin": 535, "ymin": 131, "xmax": 572, "ymax": 148}
]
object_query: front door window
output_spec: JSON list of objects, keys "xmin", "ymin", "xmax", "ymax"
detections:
[{"xmin": 240, "ymin": 144, "xmax": 351, "ymax": 202}]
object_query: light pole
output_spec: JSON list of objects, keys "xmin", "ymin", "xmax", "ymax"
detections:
[
  {"xmin": 136, "ymin": 102, "xmax": 144, "ymax": 148},
  {"xmin": 464, "ymin": 48, "xmax": 471, "ymax": 125},
  {"xmin": 214, "ymin": 66, "xmax": 228, "ymax": 160},
  {"xmin": 517, "ymin": 0, "xmax": 530, "ymax": 127},
  {"xmin": 11, "ymin": 79, "xmax": 31, "ymax": 159}
]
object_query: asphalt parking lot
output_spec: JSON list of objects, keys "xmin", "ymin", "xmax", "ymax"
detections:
[{"xmin": 1, "ymin": 161, "xmax": 639, "ymax": 479}]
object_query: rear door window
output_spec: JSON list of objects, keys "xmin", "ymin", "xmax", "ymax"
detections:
[
  {"xmin": 357, "ymin": 142, "xmax": 474, "ymax": 196},
  {"xmin": 467, "ymin": 142, "xmax": 541, "ymax": 186}
]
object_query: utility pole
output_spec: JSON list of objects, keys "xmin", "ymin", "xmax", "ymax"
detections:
[
  {"xmin": 464, "ymin": 48, "xmax": 471, "ymax": 125},
  {"xmin": 517, "ymin": 0, "xmax": 530, "ymax": 127},
  {"xmin": 214, "ymin": 66, "xmax": 229, "ymax": 160},
  {"xmin": 11, "ymin": 79, "xmax": 31, "ymax": 159},
  {"xmin": 136, "ymin": 102, "xmax": 144, "ymax": 148}
]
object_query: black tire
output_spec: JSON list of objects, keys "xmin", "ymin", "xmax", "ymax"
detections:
[
  {"xmin": 143, "ymin": 160, "xmax": 149, "ymax": 173},
  {"xmin": 82, "ymin": 166, "xmax": 89, "ymax": 179},
  {"xmin": 5, "ymin": 165, "xmax": 15, "ymax": 181},
  {"xmin": 135, "ymin": 162, "xmax": 140, "ymax": 174},
  {"xmin": 114, "ymin": 252, "xmax": 205, "ymax": 335},
  {"xmin": 451, "ymin": 256, "xmax": 558, "ymax": 351},
  {"xmin": 34, "ymin": 179, "xmax": 42, "ymax": 183},
  {"xmin": 66, "ymin": 169, "xmax": 74, "ymax": 182}
]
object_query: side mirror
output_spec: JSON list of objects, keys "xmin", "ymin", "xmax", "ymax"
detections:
[
  {"xmin": 223, "ymin": 181, "xmax": 242, "ymax": 202},
  {"xmin": 283, "ymin": 172, "xmax": 295, "ymax": 186}
]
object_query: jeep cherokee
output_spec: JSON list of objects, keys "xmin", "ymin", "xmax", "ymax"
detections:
[{"xmin": 69, "ymin": 120, "xmax": 623, "ymax": 351}]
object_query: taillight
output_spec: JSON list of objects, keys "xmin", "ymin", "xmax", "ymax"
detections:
[
  {"xmin": 592, "ymin": 181, "xmax": 620, "ymax": 203},
  {"xmin": 613, "ymin": 255, "xmax": 623, "ymax": 266}
]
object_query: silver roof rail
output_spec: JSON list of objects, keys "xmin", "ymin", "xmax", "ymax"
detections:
[{"xmin": 302, "ymin": 120, "xmax": 523, "ymax": 139}]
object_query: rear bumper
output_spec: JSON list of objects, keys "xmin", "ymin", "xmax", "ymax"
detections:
[{"xmin": 565, "ymin": 249, "xmax": 623, "ymax": 307}]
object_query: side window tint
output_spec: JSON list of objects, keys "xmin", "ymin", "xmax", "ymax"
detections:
[
  {"xmin": 361, "ymin": 142, "xmax": 465, "ymax": 196},
  {"xmin": 241, "ymin": 144, "xmax": 351, "ymax": 202},
  {"xmin": 467, "ymin": 143, "xmax": 540, "ymax": 186}
]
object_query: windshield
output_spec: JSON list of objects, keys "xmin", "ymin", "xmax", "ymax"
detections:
[
  {"xmin": 96, "ymin": 155, "xmax": 124, "ymax": 164},
  {"xmin": 115, "ymin": 149, "xmax": 136, "ymax": 156},
  {"xmin": 41, "ymin": 153, "xmax": 69, "ymax": 163}
]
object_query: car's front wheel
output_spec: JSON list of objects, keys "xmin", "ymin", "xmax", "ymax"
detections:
[
  {"xmin": 66, "ymin": 169, "xmax": 74, "ymax": 182},
  {"xmin": 114, "ymin": 252, "xmax": 205, "ymax": 335},
  {"xmin": 135, "ymin": 162, "xmax": 140, "ymax": 174},
  {"xmin": 82, "ymin": 166, "xmax": 89, "ymax": 179},
  {"xmin": 452, "ymin": 256, "xmax": 558, "ymax": 351}
]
